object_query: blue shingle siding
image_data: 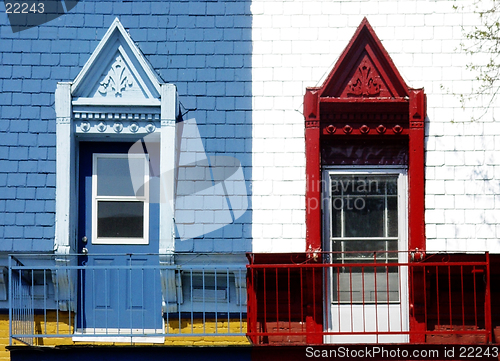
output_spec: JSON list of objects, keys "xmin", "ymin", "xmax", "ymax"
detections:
[{"xmin": 0, "ymin": 0, "xmax": 252, "ymax": 253}]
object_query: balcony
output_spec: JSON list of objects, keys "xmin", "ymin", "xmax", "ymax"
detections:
[
  {"xmin": 246, "ymin": 251, "xmax": 493, "ymax": 345},
  {"xmin": 8, "ymin": 254, "xmax": 247, "ymax": 346},
  {"xmin": 8, "ymin": 252, "xmax": 496, "ymax": 347}
]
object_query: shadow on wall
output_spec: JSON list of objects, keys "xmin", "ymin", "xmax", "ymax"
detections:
[{"xmin": 136, "ymin": 1, "xmax": 253, "ymax": 254}]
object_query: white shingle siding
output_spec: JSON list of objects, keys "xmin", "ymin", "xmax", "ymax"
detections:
[{"xmin": 251, "ymin": 0, "xmax": 500, "ymax": 253}]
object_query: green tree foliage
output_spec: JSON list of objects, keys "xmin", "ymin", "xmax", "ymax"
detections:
[{"xmin": 456, "ymin": 1, "xmax": 500, "ymax": 115}]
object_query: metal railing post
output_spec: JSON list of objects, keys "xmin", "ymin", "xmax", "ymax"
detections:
[
  {"xmin": 485, "ymin": 252, "xmax": 492, "ymax": 343},
  {"xmin": 8, "ymin": 255, "xmax": 12, "ymax": 346}
]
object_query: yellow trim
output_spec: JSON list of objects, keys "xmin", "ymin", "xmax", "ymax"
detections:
[
  {"xmin": 0, "ymin": 315, "xmax": 11, "ymax": 360},
  {"xmin": 4, "ymin": 312, "xmax": 249, "ymax": 348}
]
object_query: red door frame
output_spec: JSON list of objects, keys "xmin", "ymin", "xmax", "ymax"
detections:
[{"xmin": 304, "ymin": 18, "xmax": 426, "ymax": 343}]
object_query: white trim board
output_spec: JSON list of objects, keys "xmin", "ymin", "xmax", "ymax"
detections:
[{"xmin": 73, "ymin": 328, "xmax": 164, "ymax": 344}]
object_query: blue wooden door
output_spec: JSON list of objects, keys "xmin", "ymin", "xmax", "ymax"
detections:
[{"xmin": 78, "ymin": 142, "xmax": 162, "ymax": 334}]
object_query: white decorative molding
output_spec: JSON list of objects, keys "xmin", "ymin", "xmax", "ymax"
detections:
[
  {"xmin": 160, "ymin": 253, "xmax": 182, "ymax": 313},
  {"xmin": 55, "ymin": 19, "xmax": 179, "ymax": 313},
  {"xmin": 161, "ymin": 118, "xmax": 176, "ymax": 127},
  {"xmin": 73, "ymin": 111, "xmax": 161, "ymax": 121},
  {"xmin": 71, "ymin": 18, "xmax": 162, "ymax": 104},
  {"xmin": 159, "ymin": 84, "xmax": 178, "ymax": 256},
  {"xmin": 113, "ymin": 121, "xmax": 123, "ymax": 133},
  {"xmin": 56, "ymin": 117, "xmax": 71, "ymax": 125},
  {"xmin": 145, "ymin": 122, "xmax": 156, "ymax": 133},
  {"xmin": 81, "ymin": 121, "xmax": 91, "ymax": 132},
  {"xmin": 73, "ymin": 111, "xmax": 162, "ymax": 135},
  {"xmin": 129, "ymin": 122, "xmax": 139, "ymax": 133},
  {"xmin": 55, "ymin": 82, "xmax": 75, "ymax": 256},
  {"xmin": 52, "ymin": 254, "xmax": 76, "ymax": 312},
  {"xmin": 72, "ymin": 98, "xmax": 160, "ymax": 107},
  {"xmin": 0, "ymin": 268, "xmax": 7, "ymax": 301},
  {"xmin": 98, "ymin": 55, "xmax": 134, "ymax": 96},
  {"xmin": 75, "ymin": 119, "xmax": 161, "ymax": 135},
  {"xmin": 96, "ymin": 121, "xmax": 107, "ymax": 132}
]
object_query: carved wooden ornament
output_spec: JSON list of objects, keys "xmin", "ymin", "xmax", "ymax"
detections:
[{"xmin": 347, "ymin": 58, "xmax": 382, "ymax": 97}]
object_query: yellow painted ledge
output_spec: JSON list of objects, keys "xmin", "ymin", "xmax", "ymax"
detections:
[
  {"xmin": 0, "ymin": 315, "xmax": 11, "ymax": 361},
  {"xmin": 2, "ymin": 312, "xmax": 250, "ymax": 351}
]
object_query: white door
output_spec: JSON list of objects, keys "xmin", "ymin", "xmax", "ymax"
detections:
[{"xmin": 323, "ymin": 170, "xmax": 409, "ymax": 343}]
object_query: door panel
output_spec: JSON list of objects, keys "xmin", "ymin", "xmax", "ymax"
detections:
[
  {"xmin": 93, "ymin": 258, "xmax": 113, "ymax": 309},
  {"xmin": 324, "ymin": 171, "xmax": 409, "ymax": 343},
  {"xmin": 127, "ymin": 258, "xmax": 148, "ymax": 309},
  {"xmin": 78, "ymin": 142, "xmax": 162, "ymax": 333}
]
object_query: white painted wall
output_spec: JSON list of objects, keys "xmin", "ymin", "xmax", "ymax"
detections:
[{"xmin": 250, "ymin": 0, "xmax": 500, "ymax": 253}]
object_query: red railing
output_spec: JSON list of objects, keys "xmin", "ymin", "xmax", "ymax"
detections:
[{"xmin": 246, "ymin": 252, "xmax": 492, "ymax": 345}]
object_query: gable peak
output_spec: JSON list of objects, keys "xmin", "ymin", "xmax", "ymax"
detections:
[
  {"xmin": 320, "ymin": 18, "xmax": 409, "ymax": 99},
  {"xmin": 71, "ymin": 18, "xmax": 162, "ymax": 106}
]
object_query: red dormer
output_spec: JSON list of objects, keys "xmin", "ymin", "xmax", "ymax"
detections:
[{"xmin": 304, "ymin": 18, "xmax": 426, "ymax": 254}]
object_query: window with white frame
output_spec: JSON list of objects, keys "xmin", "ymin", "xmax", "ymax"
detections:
[
  {"xmin": 324, "ymin": 170, "xmax": 407, "ymax": 304},
  {"xmin": 92, "ymin": 153, "xmax": 149, "ymax": 244}
]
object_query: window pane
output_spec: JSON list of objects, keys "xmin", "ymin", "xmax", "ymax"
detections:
[
  {"xmin": 344, "ymin": 197, "xmax": 385, "ymax": 237},
  {"xmin": 386, "ymin": 178, "xmax": 398, "ymax": 195},
  {"xmin": 331, "ymin": 175, "xmax": 383, "ymax": 196},
  {"xmin": 342, "ymin": 240, "xmax": 389, "ymax": 257},
  {"xmin": 330, "ymin": 175, "xmax": 399, "ymax": 238},
  {"xmin": 387, "ymin": 196, "xmax": 398, "ymax": 237},
  {"xmin": 97, "ymin": 157, "xmax": 144, "ymax": 197},
  {"xmin": 97, "ymin": 201, "xmax": 144, "ymax": 238},
  {"xmin": 332, "ymin": 207, "xmax": 342, "ymax": 238},
  {"xmin": 337, "ymin": 240, "xmax": 398, "ymax": 262},
  {"xmin": 333, "ymin": 270, "xmax": 399, "ymax": 303}
]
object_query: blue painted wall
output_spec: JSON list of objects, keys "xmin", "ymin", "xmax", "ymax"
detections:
[{"xmin": 0, "ymin": 0, "xmax": 252, "ymax": 254}]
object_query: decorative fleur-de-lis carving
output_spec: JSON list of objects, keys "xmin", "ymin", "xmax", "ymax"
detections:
[
  {"xmin": 98, "ymin": 55, "xmax": 134, "ymax": 96},
  {"xmin": 113, "ymin": 122, "xmax": 124, "ymax": 133},
  {"xmin": 129, "ymin": 122, "xmax": 139, "ymax": 133},
  {"xmin": 80, "ymin": 121, "xmax": 90, "ymax": 133},
  {"xmin": 96, "ymin": 121, "xmax": 107, "ymax": 132},
  {"xmin": 347, "ymin": 58, "xmax": 381, "ymax": 97},
  {"xmin": 145, "ymin": 122, "xmax": 156, "ymax": 133}
]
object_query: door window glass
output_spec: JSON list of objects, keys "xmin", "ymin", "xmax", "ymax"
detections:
[
  {"xmin": 327, "ymin": 173, "xmax": 404, "ymax": 303},
  {"xmin": 92, "ymin": 154, "xmax": 149, "ymax": 244},
  {"xmin": 97, "ymin": 201, "xmax": 144, "ymax": 238},
  {"xmin": 96, "ymin": 157, "xmax": 144, "ymax": 197}
]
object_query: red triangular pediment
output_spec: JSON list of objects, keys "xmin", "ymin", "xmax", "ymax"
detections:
[
  {"xmin": 341, "ymin": 54, "xmax": 390, "ymax": 98},
  {"xmin": 320, "ymin": 18, "xmax": 408, "ymax": 99}
]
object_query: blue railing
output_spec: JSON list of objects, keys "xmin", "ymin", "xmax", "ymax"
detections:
[
  {"xmin": 9, "ymin": 256, "xmax": 34, "ymax": 346},
  {"xmin": 8, "ymin": 254, "xmax": 247, "ymax": 345}
]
